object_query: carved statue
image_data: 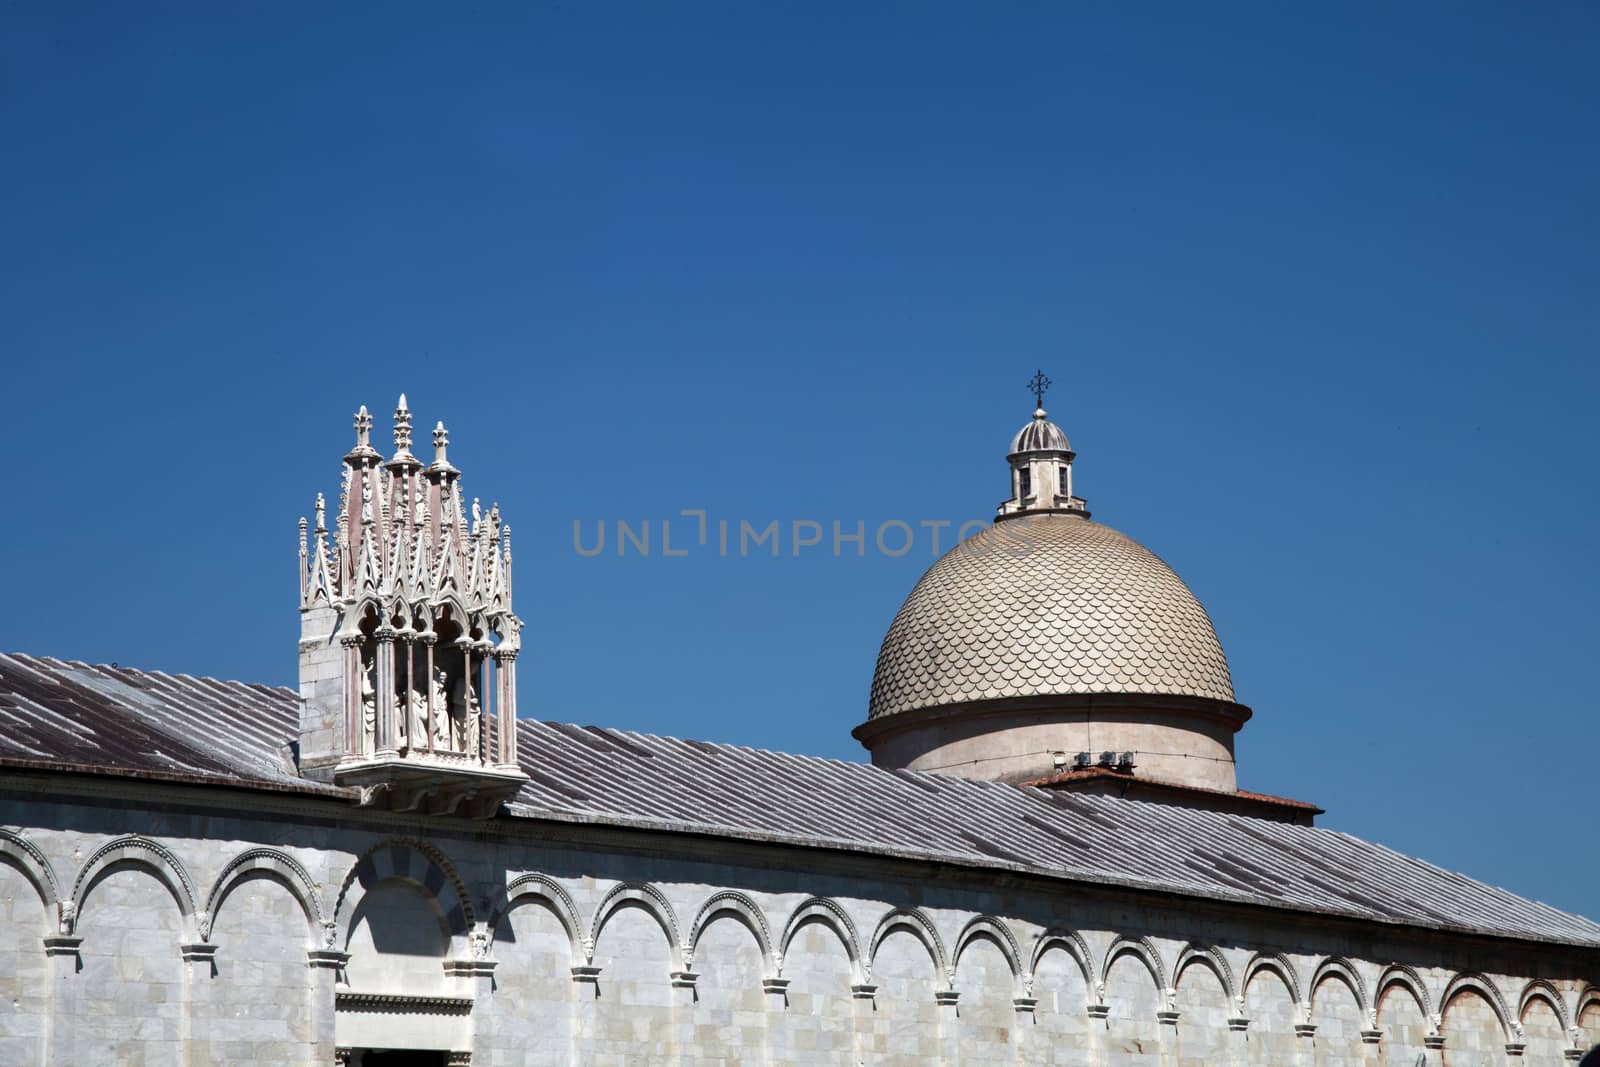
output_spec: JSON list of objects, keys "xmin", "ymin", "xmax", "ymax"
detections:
[
  {"xmin": 453, "ymin": 671, "xmax": 481, "ymax": 757},
  {"xmin": 406, "ymin": 683, "xmax": 428, "ymax": 751},
  {"xmin": 432, "ymin": 667, "xmax": 452, "ymax": 750},
  {"xmin": 360, "ymin": 666, "xmax": 376, "ymax": 753},
  {"xmin": 57, "ymin": 899, "xmax": 75, "ymax": 936}
]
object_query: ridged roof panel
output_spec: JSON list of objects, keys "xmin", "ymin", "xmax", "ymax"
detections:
[
  {"xmin": 1, "ymin": 653, "xmax": 1598, "ymax": 948},
  {"xmin": 869, "ymin": 513, "xmax": 1235, "ymax": 718}
]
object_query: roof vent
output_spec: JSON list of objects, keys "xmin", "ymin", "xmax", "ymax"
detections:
[
  {"xmin": 1117, "ymin": 751, "xmax": 1136, "ymax": 771},
  {"xmin": 1072, "ymin": 751, "xmax": 1092, "ymax": 771}
]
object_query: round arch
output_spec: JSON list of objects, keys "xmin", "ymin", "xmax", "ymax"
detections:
[
  {"xmin": 778, "ymin": 896, "xmax": 862, "ymax": 981},
  {"xmin": 1030, "ymin": 928, "xmax": 1095, "ymax": 994},
  {"xmin": 0, "ymin": 828, "xmax": 58, "ymax": 934},
  {"xmin": 1441, "ymin": 971, "xmax": 1513, "ymax": 1044},
  {"xmin": 203, "ymin": 847, "xmax": 325, "ymax": 945},
  {"xmin": 1175, "ymin": 943, "xmax": 1236, "ymax": 1003},
  {"xmin": 70, "ymin": 835, "xmax": 198, "ymax": 939},
  {"xmin": 868, "ymin": 907, "xmax": 948, "ymax": 987},
  {"xmin": 1244, "ymin": 952, "xmax": 1304, "ymax": 1008},
  {"xmin": 1101, "ymin": 935, "xmax": 1168, "ymax": 998},
  {"xmin": 488, "ymin": 872, "xmax": 583, "ymax": 964},
  {"xmin": 1374, "ymin": 963, "xmax": 1432, "ymax": 1021},
  {"xmin": 333, "ymin": 838, "xmax": 474, "ymax": 952},
  {"xmin": 588, "ymin": 881, "xmax": 682, "ymax": 969},
  {"xmin": 1310, "ymin": 956, "xmax": 1368, "ymax": 1017},
  {"xmin": 1517, "ymin": 978, "xmax": 1571, "ymax": 1034},
  {"xmin": 687, "ymin": 890, "xmax": 774, "ymax": 972}
]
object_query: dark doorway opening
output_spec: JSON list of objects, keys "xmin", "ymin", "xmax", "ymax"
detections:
[{"xmin": 354, "ymin": 1051, "xmax": 448, "ymax": 1067}]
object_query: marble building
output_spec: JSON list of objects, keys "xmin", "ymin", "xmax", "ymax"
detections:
[{"xmin": 0, "ymin": 392, "xmax": 1596, "ymax": 1066}]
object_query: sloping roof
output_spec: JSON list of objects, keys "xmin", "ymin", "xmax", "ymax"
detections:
[{"xmin": 3, "ymin": 652, "xmax": 1597, "ymax": 950}]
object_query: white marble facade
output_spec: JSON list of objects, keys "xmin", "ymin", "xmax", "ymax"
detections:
[{"xmin": 2, "ymin": 778, "xmax": 1596, "ymax": 1066}]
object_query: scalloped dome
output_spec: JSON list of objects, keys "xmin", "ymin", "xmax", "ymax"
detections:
[
  {"xmin": 868, "ymin": 512, "xmax": 1234, "ymax": 719},
  {"xmin": 1008, "ymin": 409, "xmax": 1072, "ymax": 455}
]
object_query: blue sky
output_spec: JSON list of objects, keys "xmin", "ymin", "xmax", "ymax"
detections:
[{"xmin": 3, "ymin": 4, "xmax": 1596, "ymax": 915}]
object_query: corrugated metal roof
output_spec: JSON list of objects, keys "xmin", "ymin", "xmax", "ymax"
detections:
[{"xmin": 2, "ymin": 652, "xmax": 1596, "ymax": 949}]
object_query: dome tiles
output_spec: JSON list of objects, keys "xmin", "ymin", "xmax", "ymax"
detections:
[{"xmin": 867, "ymin": 512, "xmax": 1235, "ymax": 719}]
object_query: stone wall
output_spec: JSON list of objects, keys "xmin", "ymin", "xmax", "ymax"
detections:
[{"xmin": 1, "ymin": 780, "xmax": 1596, "ymax": 1066}]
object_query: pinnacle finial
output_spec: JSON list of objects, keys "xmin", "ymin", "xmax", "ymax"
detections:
[
  {"xmin": 392, "ymin": 394, "xmax": 414, "ymax": 458},
  {"xmin": 430, "ymin": 420, "xmax": 456, "ymax": 473},
  {"xmin": 1027, "ymin": 369, "xmax": 1052, "ymax": 414},
  {"xmin": 354, "ymin": 405, "xmax": 373, "ymax": 447}
]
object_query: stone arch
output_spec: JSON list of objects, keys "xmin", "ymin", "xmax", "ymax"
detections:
[
  {"xmin": 1175, "ymin": 943, "xmax": 1236, "ymax": 1002},
  {"xmin": 0, "ymin": 828, "xmax": 58, "ymax": 933},
  {"xmin": 1577, "ymin": 986, "xmax": 1600, "ymax": 1025},
  {"xmin": 203, "ymin": 847, "xmax": 324, "ymax": 944},
  {"xmin": 1244, "ymin": 952, "xmax": 1304, "ymax": 1007},
  {"xmin": 1310, "ymin": 956, "xmax": 1368, "ymax": 1017},
  {"xmin": 1517, "ymin": 979, "xmax": 1570, "ymax": 1034},
  {"xmin": 1030, "ymin": 927, "xmax": 1096, "ymax": 993},
  {"xmin": 588, "ymin": 881, "xmax": 681, "ymax": 968},
  {"xmin": 1102, "ymin": 934, "xmax": 1167, "ymax": 997},
  {"xmin": 688, "ymin": 890, "xmax": 773, "ymax": 972},
  {"xmin": 778, "ymin": 896, "xmax": 862, "ymax": 979},
  {"xmin": 869, "ymin": 907, "xmax": 948, "ymax": 986},
  {"xmin": 489, "ymin": 872, "xmax": 583, "ymax": 963},
  {"xmin": 70, "ymin": 835, "xmax": 197, "ymax": 938},
  {"xmin": 333, "ymin": 838, "xmax": 473, "ymax": 951},
  {"xmin": 1441, "ymin": 972, "xmax": 1512, "ymax": 1044},
  {"xmin": 952, "ymin": 915, "xmax": 1022, "ymax": 985},
  {"xmin": 1375, "ymin": 963, "xmax": 1432, "ymax": 1020}
]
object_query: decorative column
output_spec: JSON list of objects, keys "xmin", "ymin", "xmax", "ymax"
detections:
[
  {"xmin": 1227, "ymin": 1010, "xmax": 1251, "ymax": 1067},
  {"xmin": 374, "ymin": 626, "xmax": 398, "ymax": 758},
  {"xmin": 180, "ymin": 940, "xmax": 219, "ymax": 1057},
  {"xmin": 1360, "ymin": 1006, "xmax": 1383, "ymax": 1067},
  {"xmin": 308, "ymin": 933, "xmax": 348, "ymax": 1066},
  {"xmin": 399, "ymin": 633, "xmax": 415, "ymax": 752},
  {"xmin": 494, "ymin": 650, "xmax": 518, "ymax": 767},
  {"xmin": 448, "ymin": 928, "xmax": 497, "ymax": 1065},
  {"xmin": 476, "ymin": 648, "xmax": 491, "ymax": 764},
  {"xmin": 43, "ymin": 929, "xmax": 82, "ymax": 1064},
  {"xmin": 460, "ymin": 643, "xmax": 475, "ymax": 756},
  {"xmin": 1087, "ymin": 992, "xmax": 1112, "ymax": 1067},
  {"xmin": 1158, "ymin": 990, "xmax": 1182, "ymax": 1067},
  {"xmin": 422, "ymin": 635, "xmax": 437, "ymax": 754},
  {"xmin": 341, "ymin": 636, "xmax": 363, "ymax": 756},
  {"xmin": 936, "ymin": 983, "xmax": 961, "ymax": 1063}
]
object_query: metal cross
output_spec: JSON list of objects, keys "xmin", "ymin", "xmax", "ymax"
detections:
[{"xmin": 1028, "ymin": 369, "xmax": 1052, "ymax": 409}]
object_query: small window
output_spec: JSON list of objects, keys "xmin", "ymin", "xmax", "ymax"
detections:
[
  {"xmin": 1019, "ymin": 469, "xmax": 1031, "ymax": 498},
  {"xmin": 1059, "ymin": 467, "xmax": 1069, "ymax": 496}
]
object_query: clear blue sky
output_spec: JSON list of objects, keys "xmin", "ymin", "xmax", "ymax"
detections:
[{"xmin": 3, "ymin": 4, "xmax": 1596, "ymax": 916}]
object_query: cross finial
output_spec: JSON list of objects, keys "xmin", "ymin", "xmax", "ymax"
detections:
[{"xmin": 1028, "ymin": 369, "xmax": 1052, "ymax": 411}]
